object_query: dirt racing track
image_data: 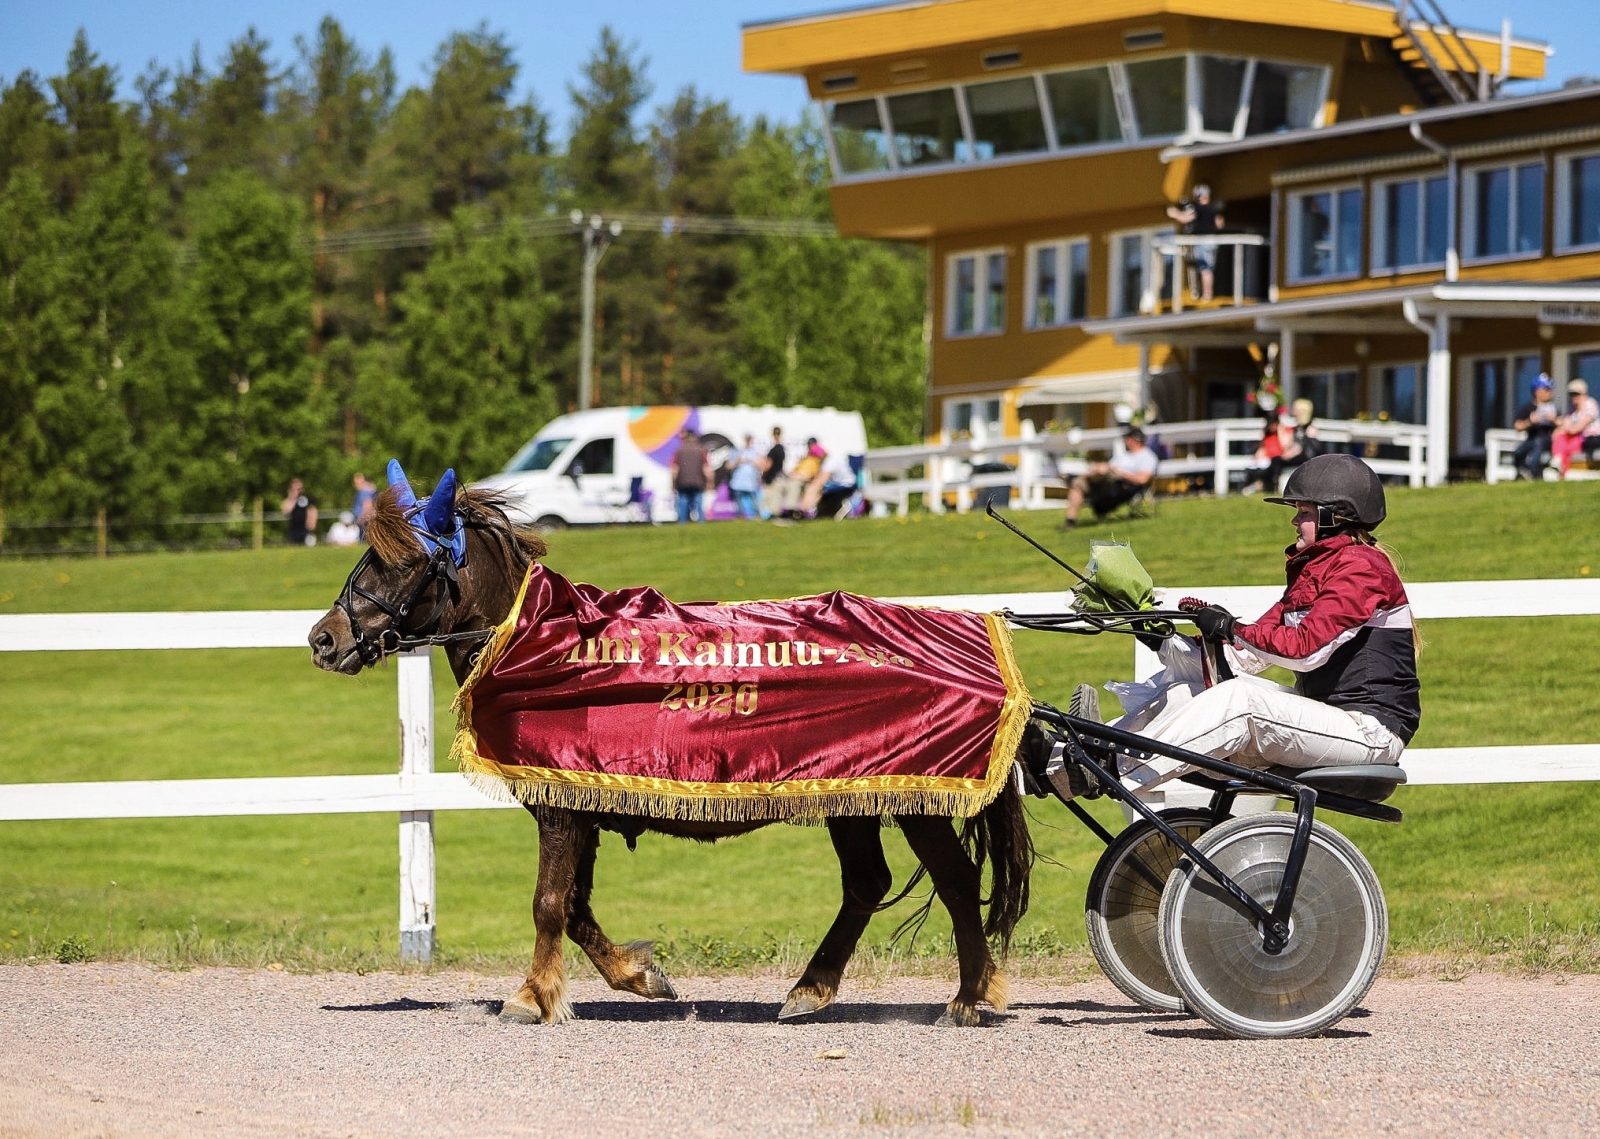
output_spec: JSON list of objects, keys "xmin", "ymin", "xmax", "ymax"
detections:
[{"xmin": 2, "ymin": 964, "xmax": 1597, "ymax": 1138}]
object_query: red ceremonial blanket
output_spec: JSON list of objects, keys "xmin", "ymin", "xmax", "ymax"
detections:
[{"xmin": 449, "ymin": 564, "xmax": 1031, "ymax": 821}]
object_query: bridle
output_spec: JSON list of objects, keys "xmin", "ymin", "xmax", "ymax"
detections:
[{"xmin": 334, "ymin": 511, "xmax": 493, "ymax": 667}]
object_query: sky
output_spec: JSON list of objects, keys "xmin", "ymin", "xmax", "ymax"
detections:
[{"xmin": 2, "ymin": 0, "xmax": 1597, "ymax": 138}]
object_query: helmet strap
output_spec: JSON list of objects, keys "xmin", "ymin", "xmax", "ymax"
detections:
[{"xmin": 1315, "ymin": 505, "xmax": 1354, "ymax": 540}]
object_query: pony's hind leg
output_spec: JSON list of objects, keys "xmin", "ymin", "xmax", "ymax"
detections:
[
  {"xmin": 779, "ymin": 816, "xmax": 891, "ymax": 1020},
  {"xmin": 896, "ymin": 814, "xmax": 1006, "ymax": 1028},
  {"xmin": 567, "ymin": 824, "xmax": 677, "ymax": 1001},
  {"xmin": 502, "ymin": 808, "xmax": 584, "ymax": 1024}
]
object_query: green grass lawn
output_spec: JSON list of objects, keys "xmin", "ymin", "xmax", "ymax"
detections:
[{"xmin": 2, "ymin": 481, "xmax": 1597, "ymax": 974}]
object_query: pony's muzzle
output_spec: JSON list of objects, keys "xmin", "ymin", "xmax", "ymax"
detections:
[{"xmin": 309, "ymin": 610, "xmax": 364, "ymax": 674}]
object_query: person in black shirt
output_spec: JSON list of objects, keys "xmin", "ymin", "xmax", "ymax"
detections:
[
  {"xmin": 1167, "ymin": 183, "xmax": 1225, "ymax": 302},
  {"xmin": 281, "ymin": 478, "xmax": 319, "ymax": 546},
  {"xmin": 759, "ymin": 426, "xmax": 788, "ymax": 520},
  {"xmin": 1511, "ymin": 374, "xmax": 1559, "ymax": 480}
]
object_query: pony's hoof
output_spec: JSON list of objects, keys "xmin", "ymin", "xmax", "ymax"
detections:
[
  {"xmin": 642, "ymin": 964, "xmax": 679, "ymax": 1001},
  {"xmin": 500, "ymin": 993, "xmax": 574, "ymax": 1025},
  {"xmin": 778, "ymin": 990, "xmax": 831, "ymax": 1020},
  {"xmin": 935, "ymin": 1004, "xmax": 983, "ymax": 1028}
]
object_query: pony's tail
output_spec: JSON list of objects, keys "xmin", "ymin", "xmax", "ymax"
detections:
[{"xmin": 961, "ymin": 781, "xmax": 1035, "ymax": 955}]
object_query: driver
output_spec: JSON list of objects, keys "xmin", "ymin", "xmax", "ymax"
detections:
[{"xmin": 1115, "ymin": 453, "xmax": 1420, "ymax": 789}]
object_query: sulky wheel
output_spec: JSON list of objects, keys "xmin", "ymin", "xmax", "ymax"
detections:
[
  {"xmin": 1085, "ymin": 809, "xmax": 1213, "ymax": 1013},
  {"xmin": 1157, "ymin": 813, "xmax": 1387, "ymax": 1039}
]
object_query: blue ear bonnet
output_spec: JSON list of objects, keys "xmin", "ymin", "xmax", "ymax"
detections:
[{"xmin": 386, "ymin": 459, "xmax": 467, "ymax": 566}]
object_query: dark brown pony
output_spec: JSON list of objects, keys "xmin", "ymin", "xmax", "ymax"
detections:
[{"xmin": 308, "ymin": 473, "xmax": 1033, "ymax": 1027}]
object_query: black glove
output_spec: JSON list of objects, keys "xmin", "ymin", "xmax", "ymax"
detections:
[{"xmin": 1186, "ymin": 604, "xmax": 1236, "ymax": 642}]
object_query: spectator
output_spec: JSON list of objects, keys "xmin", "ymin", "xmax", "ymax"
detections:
[
  {"xmin": 775, "ymin": 438, "xmax": 825, "ymax": 518},
  {"xmin": 669, "ymin": 428, "xmax": 712, "ymax": 523},
  {"xmin": 351, "ymin": 472, "xmax": 377, "ymax": 538},
  {"xmin": 1244, "ymin": 397, "xmax": 1323, "ymax": 495},
  {"xmin": 281, "ymin": 478, "xmax": 318, "ymax": 546},
  {"xmin": 727, "ymin": 433, "xmax": 765, "ymax": 520},
  {"xmin": 759, "ymin": 427, "xmax": 789, "ymax": 520},
  {"xmin": 1552, "ymin": 379, "xmax": 1600, "ymax": 478},
  {"xmin": 1511, "ymin": 374, "xmax": 1560, "ymax": 480},
  {"xmin": 1061, "ymin": 428, "xmax": 1158, "ymax": 529},
  {"xmin": 326, "ymin": 511, "xmax": 362, "ymax": 546},
  {"xmin": 1166, "ymin": 183, "xmax": 1225, "ymax": 303},
  {"xmin": 804, "ymin": 450, "xmax": 860, "ymax": 518}
]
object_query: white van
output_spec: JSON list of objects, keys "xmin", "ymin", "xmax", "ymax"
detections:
[{"xmin": 476, "ymin": 405, "xmax": 869, "ymax": 527}]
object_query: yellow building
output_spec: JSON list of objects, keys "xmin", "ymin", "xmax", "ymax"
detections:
[{"xmin": 744, "ymin": 0, "xmax": 1600, "ymax": 485}]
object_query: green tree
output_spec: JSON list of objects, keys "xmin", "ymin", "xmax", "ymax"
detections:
[
  {"xmin": 46, "ymin": 30, "xmax": 127, "ymax": 207},
  {"xmin": 180, "ymin": 172, "xmax": 321, "ymax": 509},
  {"xmin": 0, "ymin": 72, "xmax": 58, "ymax": 189},
  {"xmin": 355, "ymin": 206, "xmax": 557, "ymax": 480},
  {"xmin": 726, "ymin": 121, "xmax": 926, "ymax": 445}
]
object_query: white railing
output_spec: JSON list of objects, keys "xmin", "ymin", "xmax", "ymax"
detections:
[
  {"xmin": 1484, "ymin": 427, "xmax": 1600, "ymax": 484},
  {"xmin": 1148, "ymin": 233, "xmax": 1269, "ymax": 313},
  {"xmin": 4, "ymin": 578, "xmax": 1597, "ymax": 961},
  {"xmin": 866, "ymin": 417, "xmax": 1429, "ymax": 515}
]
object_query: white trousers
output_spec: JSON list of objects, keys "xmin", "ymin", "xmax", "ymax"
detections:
[{"xmin": 1115, "ymin": 673, "xmax": 1404, "ymax": 792}]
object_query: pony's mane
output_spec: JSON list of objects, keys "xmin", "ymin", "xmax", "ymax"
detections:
[{"xmin": 366, "ymin": 484, "xmax": 548, "ymax": 567}]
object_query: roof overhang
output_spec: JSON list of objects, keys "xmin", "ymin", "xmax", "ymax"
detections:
[
  {"xmin": 743, "ymin": 0, "xmax": 1548, "ymax": 77},
  {"xmin": 1084, "ymin": 282, "xmax": 1600, "ymax": 344}
]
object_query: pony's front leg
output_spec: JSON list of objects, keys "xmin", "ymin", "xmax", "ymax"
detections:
[
  {"xmin": 896, "ymin": 814, "xmax": 1006, "ymax": 1028},
  {"xmin": 780, "ymin": 816, "xmax": 890, "ymax": 1019},
  {"xmin": 502, "ymin": 808, "xmax": 583, "ymax": 1024},
  {"xmin": 566, "ymin": 822, "xmax": 677, "ymax": 1001}
]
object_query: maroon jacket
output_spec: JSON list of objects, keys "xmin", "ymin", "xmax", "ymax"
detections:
[{"xmin": 1234, "ymin": 534, "xmax": 1421, "ymax": 743}]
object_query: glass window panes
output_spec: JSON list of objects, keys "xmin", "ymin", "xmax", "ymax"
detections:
[
  {"xmin": 1299, "ymin": 370, "xmax": 1359, "ymax": 420},
  {"xmin": 886, "ymin": 88, "xmax": 966, "ymax": 168},
  {"xmin": 1335, "ymin": 188, "xmax": 1363, "ymax": 275},
  {"xmin": 1468, "ymin": 355, "xmax": 1539, "ymax": 447},
  {"xmin": 965, "ymin": 77, "xmax": 1048, "ymax": 159},
  {"xmin": 828, "ymin": 99, "xmax": 891, "ymax": 175},
  {"xmin": 1112, "ymin": 230, "xmax": 1174, "ymax": 315},
  {"xmin": 1570, "ymin": 348, "xmax": 1600, "ymax": 390},
  {"xmin": 1198, "ymin": 56, "xmax": 1248, "ymax": 133},
  {"xmin": 949, "ymin": 250, "xmax": 1006, "ymax": 335},
  {"xmin": 1565, "ymin": 154, "xmax": 1600, "ymax": 249},
  {"xmin": 1124, "ymin": 57, "xmax": 1187, "ymax": 138},
  {"xmin": 1043, "ymin": 66, "xmax": 1122, "ymax": 147},
  {"xmin": 1376, "ymin": 175, "xmax": 1447, "ymax": 270},
  {"xmin": 1247, "ymin": 62, "xmax": 1323, "ymax": 134},
  {"xmin": 1291, "ymin": 188, "xmax": 1361, "ymax": 280},
  {"xmin": 1026, "ymin": 239, "xmax": 1089, "ymax": 328},
  {"xmin": 1467, "ymin": 162, "xmax": 1544, "ymax": 259},
  {"xmin": 1379, "ymin": 363, "xmax": 1423, "ymax": 423},
  {"xmin": 947, "ymin": 397, "xmax": 1002, "ymax": 440}
]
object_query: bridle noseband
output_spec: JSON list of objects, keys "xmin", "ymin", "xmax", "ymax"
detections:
[{"xmin": 334, "ymin": 512, "xmax": 490, "ymax": 667}]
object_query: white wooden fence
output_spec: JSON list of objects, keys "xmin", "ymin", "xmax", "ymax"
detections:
[
  {"xmin": 865, "ymin": 417, "xmax": 1430, "ymax": 515},
  {"xmin": 3, "ymin": 579, "xmax": 1598, "ymax": 962}
]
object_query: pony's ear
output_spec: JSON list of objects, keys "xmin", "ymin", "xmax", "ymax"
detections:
[
  {"xmin": 422, "ymin": 469, "xmax": 458, "ymax": 535},
  {"xmin": 386, "ymin": 459, "xmax": 417, "ymax": 510}
]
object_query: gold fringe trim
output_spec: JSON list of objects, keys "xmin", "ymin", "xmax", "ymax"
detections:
[{"xmin": 447, "ymin": 566, "xmax": 1034, "ymax": 824}]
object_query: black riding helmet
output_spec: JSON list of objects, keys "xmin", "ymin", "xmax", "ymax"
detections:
[{"xmin": 1264, "ymin": 452, "xmax": 1386, "ymax": 533}]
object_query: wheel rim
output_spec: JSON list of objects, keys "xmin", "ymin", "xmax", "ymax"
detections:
[
  {"xmin": 1087, "ymin": 812, "xmax": 1210, "ymax": 1012},
  {"xmin": 1160, "ymin": 816, "xmax": 1385, "ymax": 1038}
]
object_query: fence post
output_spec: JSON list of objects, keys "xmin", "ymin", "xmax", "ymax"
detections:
[
  {"xmin": 96, "ymin": 508, "xmax": 108, "ymax": 559},
  {"xmin": 397, "ymin": 649, "xmax": 436, "ymax": 964},
  {"xmin": 252, "ymin": 497, "xmax": 264, "ymax": 551}
]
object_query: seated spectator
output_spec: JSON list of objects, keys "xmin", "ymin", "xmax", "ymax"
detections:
[
  {"xmin": 1511, "ymin": 374, "xmax": 1560, "ymax": 481},
  {"xmin": 326, "ymin": 510, "xmax": 362, "ymax": 547},
  {"xmin": 1061, "ymin": 428, "xmax": 1158, "ymax": 529},
  {"xmin": 777, "ymin": 438, "xmax": 825, "ymax": 518},
  {"xmin": 801, "ymin": 449, "xmax": 855, "ymax": 518},
  {"xmin": 1244, "ymin": 397, "xmax": 1323, "ymax": 494},
  {"xmin": 1552, "ymin": 379, "xmax": 1600, "ymax": 478}
]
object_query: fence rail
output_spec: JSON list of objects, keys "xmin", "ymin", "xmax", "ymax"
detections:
[{"xmin": 3, "ymin": 578, "xmax": 1598, "ymax": 961}]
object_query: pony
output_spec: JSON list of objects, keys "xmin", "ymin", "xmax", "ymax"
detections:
[{"xmin": 308, "ymin": 463, "xmax": 1034, "ymax": 1027}]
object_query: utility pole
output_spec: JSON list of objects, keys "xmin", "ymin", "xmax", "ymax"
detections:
[{"xmin": 572, "ymin": 210, "xmax": 623, "ymax": 411}]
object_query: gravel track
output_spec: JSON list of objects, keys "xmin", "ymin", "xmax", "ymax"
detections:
[{"xmin": 2, "ymin": 963, "xmax": 1596, "ymax": 1138}]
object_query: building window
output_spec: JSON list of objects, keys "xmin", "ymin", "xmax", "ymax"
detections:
[
  {"xmin": 1288, "ymin": 186, "xmax": 1363, "ymax": 282},
  {"xmin": 947, "ymin": 248, "xmax": 1007, "ymax": 336},
  {"xmin": 945, "ymin": 397, "xmax": 1003, "ymax": 441},
  {"xmin": 1123, "ymin": 56, "xmax": 1187, "ymax": 138},
  {"xmin": 1555, "ymin": 148, "xmax": 1600, "ymax": 253},
  {"xmin": 826, "ymin": 98, "xmax": 892, "ymax": 175},
  {"xmin": 1298, "ymin": 369, "xmax": 1360, "ymax": 421},
  {"xmin": 1196, "ymin": 56, "xmax": 1249, "ymax": 135},
  {"xmin": 1465, "ymin": 354, "xmax": 1540, "ymax": 451},
  {"xmin": 1110, "ymin": 229, "xmax": 1175, "ymax": 316},
  {"xmin": 1042, "ymin": 65, "xmax": 1122, "ymax": 147},
  {"xmin": 1025, "ymin": 238, "xmax": 1089, "ymax": 328},
  {"xmin": 964, "ymin": 76, "xmax": 1049, "ymax": 159},
  {"xmin": 1463, "ymin": 160, "xmax": 1544, "ymax": 261},
  {"xmin": 1377, "ymin": 362, "xmax": 1424, "ymax": 423},
  {"xmin": 1246, "ymin": 61, "xmax": 1325, "ymax": 134},
  {"xmin": 885, "ymin": 87, "xmax": 968, "ymax": 168},
  {"xmin": 1372, "ymin": 173, "xmax": 1448, "ymax": 272}
]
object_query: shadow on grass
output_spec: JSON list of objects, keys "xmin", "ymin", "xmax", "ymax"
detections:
[{"xmin": 322, "ymin": 995, "xmax": 994, "ymax": 1026}]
